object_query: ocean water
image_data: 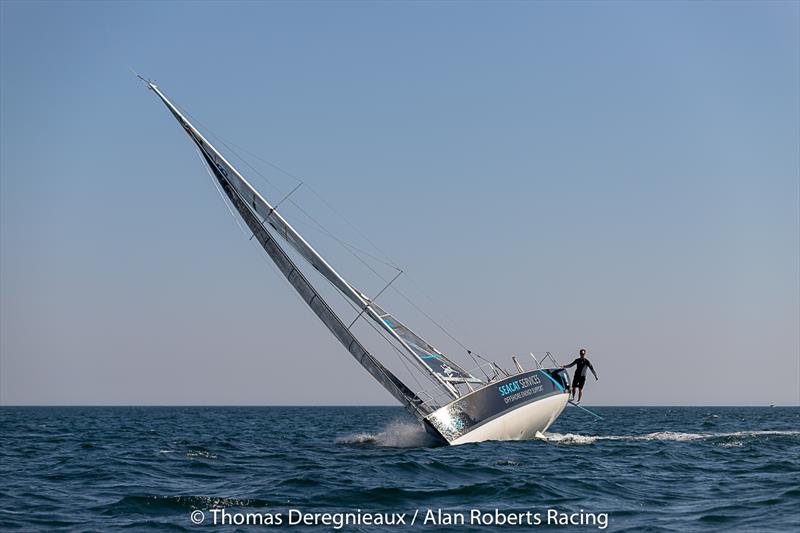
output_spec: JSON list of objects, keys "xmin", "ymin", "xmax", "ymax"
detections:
[{"xmin": 0, "ymin": 406, "xmax": 798, "ymax": 532}]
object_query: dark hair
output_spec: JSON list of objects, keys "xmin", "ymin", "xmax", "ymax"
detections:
[{"xmin": 579, "ymin": 349, "xmax": 586, "ymax": 356}]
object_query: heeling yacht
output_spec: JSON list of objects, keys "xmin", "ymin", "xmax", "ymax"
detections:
[{"xmin": 142, "ymin": 78, "xmax": 571, "ymax": 445}]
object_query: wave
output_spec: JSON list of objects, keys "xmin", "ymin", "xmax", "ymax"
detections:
[
  {"xmin": 336, "ymin": 423, "xmax": 799, "ymax": 448},
  {"xmin": 336, "ymin": 420, "xmax": 439, "ymax": 448},
  {"xmin": 540, "ymin": 430, "xmax": 800, "ymax": 445}
]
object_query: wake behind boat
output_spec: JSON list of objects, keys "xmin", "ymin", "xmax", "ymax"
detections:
[{"xmin": 142, "ymin": 78, "xmax": 572, "ymax": 445}]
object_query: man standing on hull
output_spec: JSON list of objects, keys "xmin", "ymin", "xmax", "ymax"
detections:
[{"xmin": 562, "ymin": 348, "xmax": 598, "ymax": 403}]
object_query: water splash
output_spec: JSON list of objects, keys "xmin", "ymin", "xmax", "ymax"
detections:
[{"xmin": 336, "ymin": 420, "xmax": 438, "ymax": 448}]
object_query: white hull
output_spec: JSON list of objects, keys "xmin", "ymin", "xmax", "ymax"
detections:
[{"xmin": 450, "ymin": 394, "xmax": 569, "ymax": 445}]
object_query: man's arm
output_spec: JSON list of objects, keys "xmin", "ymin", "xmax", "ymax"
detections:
[
  {"xmin": 563, "ymin": 358, "xmax": 579, "ymax": 368},
  {"xmin": 588, "ymin": 361, "xmax": 598, "ymax": 380}
]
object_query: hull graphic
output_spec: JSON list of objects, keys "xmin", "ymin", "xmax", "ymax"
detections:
[{"xmin": 424, "ymin": 369, "xmax": 570, "ymax": 445}]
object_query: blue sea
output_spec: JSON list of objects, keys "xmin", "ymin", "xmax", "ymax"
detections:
[{"xmin": 0, "ymin": 406, "xmax": 798, "ymax": 532}]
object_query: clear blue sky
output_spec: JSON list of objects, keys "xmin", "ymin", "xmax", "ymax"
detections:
[{"xmin": 1, "ymin": 1, "xmax": 798, "ymax": 406}]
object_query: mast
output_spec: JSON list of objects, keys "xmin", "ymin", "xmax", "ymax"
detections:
[
  {"xmin": 143, "ymin": 79, "xmax": 429, "ymax": 416},
  {"xmin": 143, "ymin": 79, "xmax": 468, "ymax": 399}
]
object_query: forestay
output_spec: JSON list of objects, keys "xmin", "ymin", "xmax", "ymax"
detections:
[
  {"xmin": 145, "ymin": 79, "xmax": 480, "ymax": 404},
  {"xmin": 146, "ymin": 81, "xmax": 431, "ymax": 417}
]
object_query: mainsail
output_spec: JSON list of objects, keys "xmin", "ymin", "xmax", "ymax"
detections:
[{"xmin": 144, "ymin": 80, "xmax": 480, "ymax": 408}]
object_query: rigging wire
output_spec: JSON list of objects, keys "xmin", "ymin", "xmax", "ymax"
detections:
[
  {"xmin": 288, "ymin": 241, "xmax": 436, "ymax": 395},
  {"xmin": 176, "ymin": 105, "xmax": 403, "ymax": 283},
  {"xmin": 195, "ymin": 147, "xmax": 287, "ymax": 284},
  {"xmin": 347, "ymin": 269, "xmax": 403, "ymax": 330},
  {"xmin": 281, "ymin": 217, "xmax": 404, "ymax": 271},
  {"xmin": 176, "ymin": 102, "xmax": 494, "ymax": 376},
  {"xmin": 176, "ymin": 105, "xmax": 402, "ymax": 271},
  {"xmin": 196, "ymin": 147, "xmax": 437, "ymax": 403},
  {"xmin": 210, "ymin": 135, "xmax": 403, "ymax": 271}
]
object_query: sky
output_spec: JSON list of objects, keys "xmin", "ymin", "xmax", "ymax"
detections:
[{"xmin": 1, "ymin": 1, "xmax": 798, "ymax": 406}]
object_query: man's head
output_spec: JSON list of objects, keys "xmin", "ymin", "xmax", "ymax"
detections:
[{"xmin": 579, "ymin": 348, "xmax": 587, "ymax": 358}]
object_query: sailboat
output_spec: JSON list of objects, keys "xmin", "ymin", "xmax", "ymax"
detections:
[{"xmin": 142, "ymin": 79, "xmax": 571, "ymax": 445}]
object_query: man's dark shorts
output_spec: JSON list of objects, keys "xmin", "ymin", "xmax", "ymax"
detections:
[{"xmin": 572, "ymin": 376, "xmax": 586, "ymax": 390}]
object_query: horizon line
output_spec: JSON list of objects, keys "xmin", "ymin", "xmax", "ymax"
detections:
[{"xmin": 1, "ymin": 403, "xmax": 797, "ymax": 408}]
